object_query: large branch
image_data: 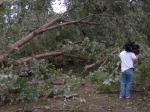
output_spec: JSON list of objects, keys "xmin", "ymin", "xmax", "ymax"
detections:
[
  {"xmin": 0, "ymin": 12, "xmax": 113, "ymax": 63},
  {"xmin": 15, "ymin": 50, "xmax": 86, "ymax": 64},
  {"xmin": 15, "ymin": 50, "xmax": 64, "ymax": 63},
  {"xmin": 1, "ymin": 19, "xmax": 100, "ymax": 63},
  {"xmin": 9, "ymin": 12, "xmax": 113, "ymax": 54},
  {"xmin": 10, "ymin": 20, "xmax": 82, "ymax": 52},
  {"xmin": 0, "ymin": 19, "xmax": 84, "ymax": 63}
]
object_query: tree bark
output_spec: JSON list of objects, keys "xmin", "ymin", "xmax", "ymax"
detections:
[
  {"xmin": 15, "ymin": 50, "xmax": 64, "ymax": 63},
  {"xmin": 15, "ymin": 50, "xmax": 86, "ymax": 63}
]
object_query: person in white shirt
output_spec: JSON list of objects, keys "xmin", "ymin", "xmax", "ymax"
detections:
[{"xmin": 119, "ymin": 42, "xmax": 138, "ymax": 98}]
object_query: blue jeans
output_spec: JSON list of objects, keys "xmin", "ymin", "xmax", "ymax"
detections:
[{"xmin": 120, "ymin": 68, "xmax": 134, "ymax": 97}]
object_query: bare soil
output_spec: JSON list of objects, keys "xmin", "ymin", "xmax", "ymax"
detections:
[{"xmin": 0, "ymin": 83, "xmax": 149, "ymax": 112}]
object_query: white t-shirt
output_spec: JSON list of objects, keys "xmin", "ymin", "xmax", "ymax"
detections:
[{"xmin": 119, "ymin": 50, "xmax": 137, "ymax": 72}]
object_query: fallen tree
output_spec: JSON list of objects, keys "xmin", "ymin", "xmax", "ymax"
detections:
[
  {"xmin": 0, "ymin": 18, "xmax": 101, "ymax": 64},
  {"xmin": 0, "ymin": 3, "xmax": 113, "ymax": 64},
  {"xmin": 15, "ymin": 50, "xmax": 86, "ymax": 64}
]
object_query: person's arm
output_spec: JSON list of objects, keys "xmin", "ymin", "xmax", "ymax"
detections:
[
  {"xmin": 133, "ymin": 57, "xmax": 138, "ymax": 64},
  {"xmin": 131, "ymin": 53, "xmax": 138, "ymax": 64}
]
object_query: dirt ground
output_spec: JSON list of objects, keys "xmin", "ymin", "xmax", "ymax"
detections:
[{"xmin": 0, "ymin": 83, "xmax": 149, "ymax": 112}]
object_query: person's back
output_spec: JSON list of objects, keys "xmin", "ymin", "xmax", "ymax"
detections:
[{"xmin": 119, "ymin": 50, "xmax": 137, "ymax": 72}]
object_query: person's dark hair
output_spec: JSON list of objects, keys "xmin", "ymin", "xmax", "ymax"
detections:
[{"xmin": 123, "ymin": 41, "xmax": 140, "ymax": 55}]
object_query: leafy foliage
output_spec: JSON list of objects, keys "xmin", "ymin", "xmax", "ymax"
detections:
[
  {"xmin": 134, "ymin": 57, "xmax": 150, "ymax": 91},
  {"xmin": 0, "ymin": 0, "xmax": 150, "ymax": 104},
  {"xmin": 0, "ymin": 59, "xmax": 59, "ymax": 103},
  {"xmin": 88, "ymin": 67, "xmax": 119, "ymax": 92}
]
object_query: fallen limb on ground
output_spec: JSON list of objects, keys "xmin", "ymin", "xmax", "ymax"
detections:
[
  {"xmin": 15, "ymin": 50, "xmax": 64, "ymax": 63},
  {"xmin": 15, "ymin": 50, "xmax": 86, "ymax": 63},
  {"xmin": 83, "ymin": 47, "xmax": 120, "ymax": 72}
]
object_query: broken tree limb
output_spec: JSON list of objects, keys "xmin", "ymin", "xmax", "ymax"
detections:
[
  {"xmin": 83, "ymin": 47, "xmax": 120, "ymax": 72},
  {"xmin": 10, "ymin": 18, "xmax": 94, "ymax": 54},
  {"xmin": 39, "ymin": 6, "xmax": 75, "ymax": 29},
  {"xmin": 9, "ymin": 14, "xmax": 110, "ymax": 51},
  {"xmin": 14, "ymin": 50, "xmax": 86, "ymax": 64},
  {"xmin": 33, "ymin": 6, "xmax": 76, "ymax": 32},
  {"xmin": 0, "ymin": 19, "xmax": 90, "ymax": 64},
  {"xmin": 15, "ymin": 50, "xmax": 64, "ymax": 63},
  {"xmin": 0, "ymin": 11, "xmax": 114, "ymax": 64},
  {"xmin": 84, "ymin": 56, "xmax": 109, "ymax": 72},
  {"xmin": 0, "ymin": 7, "xmax": 74, "ymax": 63},
  {"xmin": 40, "ymin": 17, "xmax": 62, "ymax": 29}
]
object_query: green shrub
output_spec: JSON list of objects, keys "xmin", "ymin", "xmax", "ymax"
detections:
[
  {"xmin": 0, "ymin": 59, "xmax": 62, "ymax": 103},
  {"xmin": 88, "ymin": 68, "xmax": 119, "ymax": 93},
  {"xmin": 134, "ymin": 57, "xmax": 150, "ymax": 92}
]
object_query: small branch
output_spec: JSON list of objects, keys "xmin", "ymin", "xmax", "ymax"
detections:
[{"xmin": 83, "ymin": 47, "xmax": 120, "ymax": 72}]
